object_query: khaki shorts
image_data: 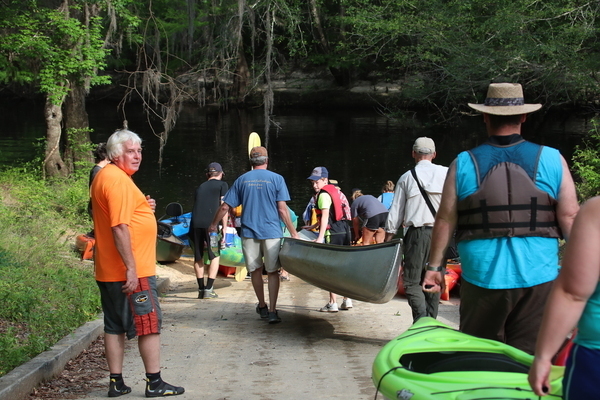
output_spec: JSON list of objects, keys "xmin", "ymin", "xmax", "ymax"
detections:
[{"xmin": 241, "ymin": 237, "xmax": 282, "ymax": 273}]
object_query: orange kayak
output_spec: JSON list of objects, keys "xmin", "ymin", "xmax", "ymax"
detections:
[
  {"xmin": 75, "ymin": 234, "xmax": 95, "ymax": 260},
  {"xmin": 397, "ymin": 263, "xmax": 461, "ymax": 300}
]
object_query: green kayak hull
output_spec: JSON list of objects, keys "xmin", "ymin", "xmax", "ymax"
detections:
[{"xmin": 372, "ymin": 317, "xmax": 564, "ymax": 399}]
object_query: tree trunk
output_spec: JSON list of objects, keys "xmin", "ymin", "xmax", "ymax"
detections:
[
  {"xmin": 309, "ymin": 0, "xmax": 351, "ymax": 86},
  {"xmin": 232, "ymin": 44, "xmax": 250, "ymax": 103},
  {"xmin": 43, "ymin": 94, "xmax": 69, "ymax": 178},
  {"xmin": 263, "ymin": 5, "xmax": 274, "ymax": 148},
  {"xmin": 63, "ymin": 83, "xmax": 93, "ymax": 174},
  {"xmin": 231, "ymin": 0, "xmax": 248, "ymax": 104}
]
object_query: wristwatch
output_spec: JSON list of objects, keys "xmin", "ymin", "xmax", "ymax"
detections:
[{"xmin": 425, "ymin": 263, "xmax": 443, "ymax": 272}]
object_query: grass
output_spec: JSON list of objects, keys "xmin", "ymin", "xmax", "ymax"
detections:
[{"xmin": 0, "ymin": 166, "xmax": 100, "ymax": 377}]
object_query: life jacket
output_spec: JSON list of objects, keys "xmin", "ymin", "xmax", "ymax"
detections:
[
  {"xmin": 315, "ymin": 184, "xmax": 351, "ymax": 228},
  {"xmin": 232, "ymin": 205, "xmax": 243, "ymax": 217},
  {"xmin": 456, "ymin": 140, "xmax": 562, "ymax": 242},
  {"xmin": 309, "ymin": 207, "xmax": 319, "ymax": 232}
]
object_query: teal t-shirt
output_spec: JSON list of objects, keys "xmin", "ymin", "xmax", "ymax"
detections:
[{"xmin": 576, "ymin": 284, "xmax": 600, "ymax": 349}]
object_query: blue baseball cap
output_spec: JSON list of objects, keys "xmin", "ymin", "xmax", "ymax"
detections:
[{"xmin": 307, "ymin": 166, "xmax": 329, "ymax": 180}]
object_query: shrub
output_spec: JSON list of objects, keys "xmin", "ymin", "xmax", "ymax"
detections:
[
  {"xmin": 0, "ymin": 168, "xmax": 100, "ymax": 377},
  {"xmin": 572, "ymin": 118, "xmax": 600, "ymax": 201}
]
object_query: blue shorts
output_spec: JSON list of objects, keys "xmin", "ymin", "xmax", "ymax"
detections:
[{"xmin": 564, "ymin": 343, "xmax": 600, "ymax": 399}]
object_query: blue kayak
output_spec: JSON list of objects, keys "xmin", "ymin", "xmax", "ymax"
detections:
[
  {"xmin": 159, "ymin": 211, "xmax": 192, "ymax": 246},
  {"xmin": 160, "ymin": 205, "xmax": 298, "ymax": 268}
]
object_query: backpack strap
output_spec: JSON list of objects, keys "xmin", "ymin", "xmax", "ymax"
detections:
[{"xmin": 411, "ymin": 168, "xmax": 437, "ymax": 218}]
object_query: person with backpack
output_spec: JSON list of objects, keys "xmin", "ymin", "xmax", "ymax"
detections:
[{"xmin": 385, "ymin": 137, "xmax": 448, "ymax": 322}]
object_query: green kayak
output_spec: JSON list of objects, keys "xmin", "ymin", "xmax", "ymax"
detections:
[{"xmin": 372, "ymin": 317, "xmax": 564, "ymax": 399}]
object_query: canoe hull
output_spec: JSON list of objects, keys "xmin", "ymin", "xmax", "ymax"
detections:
[
  {"xmin": 156, "ymin": 235, "xmax": 185, "ymax": 263},
  {"xmin": 279, "ymin": 238, "xmax": 401, "ymax": 304},
  {"xmin": 156, "ymin": 220, "xmax": 185, "ymax": 263}
]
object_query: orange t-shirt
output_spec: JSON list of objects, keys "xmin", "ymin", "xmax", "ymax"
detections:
[{"xmin": 91, "ymin": 164, "xmax": 157, "ymax": 282}]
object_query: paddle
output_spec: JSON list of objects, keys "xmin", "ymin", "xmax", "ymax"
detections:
[
  {"xmin": 227, "ymin": 132, "xmax": 261, "ymax": 281},
  {"xmin": 248, "ymin": 131, "xmax": 261, "ymax": 158}
]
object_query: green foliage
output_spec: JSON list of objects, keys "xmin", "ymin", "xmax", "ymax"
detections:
[
  {"xmin": 572, "ymin": 118, "xmax": 600, "ymax": 201},
  {"xmin": 0, "ymin": 168, "xmax": 99, "ymax": 377},
  {"xmin": 1, "ymin": 0, "xmax": 599, "ymax": 120},
  {"xmin": 327, "ymin": 0, "xmax": 600, "ymax": 116},
  {"xmin": 0, "ymin": 1, "xmax": 111, "ymax": 105},
  {"xmin": 67, "ymin": 127, "xmax": 96, "ymax": 180}
]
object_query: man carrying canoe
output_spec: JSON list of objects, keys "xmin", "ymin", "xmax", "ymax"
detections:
[
  {"xmin": 423, "ymin": 83, "xmax": 579, "ymax": 355},
  {"xmin": 209, "ymin": 146, "xmax": 298, "ymax": 324}
]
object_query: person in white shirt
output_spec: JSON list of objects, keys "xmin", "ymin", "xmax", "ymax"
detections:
[{"xmin": 384, "ymin": 137, "xmax": 448, "ymax": 322}]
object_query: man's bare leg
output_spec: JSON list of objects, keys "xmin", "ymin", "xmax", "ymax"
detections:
[
  {"xmin": 139, "ymin": 333, "xmax": 185, "ymax": 396},
  {"xmin": 138, "ymin": 333, "xmax": 161, "ymax": 373},
  {"xmin": 104, "ymin": 333, "xmax": 132, "ymax": 396},
  {"xmin": 374, "ymin": 228, "xmax": 386, "ymax": 244},
  {"xmin": 267, "ymin": 271, "xmax": 280, "ymax": 312},
  {"xmin": 207, "ymin": 256, "xmax": 220, "ymax": 280},
  {"xmin": 104, "ymin": 333, "xmax": 125, "ymax": 374},
  {"xmin": 361, "ymin": 227, "xmax": 376, "ymax": 245},
  {"xmin": 251, "ymin": 267, "xmax": 266, "ymax": 307}
]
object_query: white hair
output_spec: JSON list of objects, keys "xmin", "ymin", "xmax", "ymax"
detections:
[
  {"xmin": 250, "ymin": 155, "xmax": 268, "ymax": 167},
  {"xmin": 106, "ymin": 129, "xmax": 142, "ymax": 161}
]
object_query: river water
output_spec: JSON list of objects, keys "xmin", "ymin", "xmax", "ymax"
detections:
[{"xmin": 0, "ymin": 99, "xmax": 591, "ymax": 217}]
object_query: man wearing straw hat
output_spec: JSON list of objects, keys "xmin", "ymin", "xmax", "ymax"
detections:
[{"xmin": 423, "ymin": 83, "xmax": 579, "ymax": 354}]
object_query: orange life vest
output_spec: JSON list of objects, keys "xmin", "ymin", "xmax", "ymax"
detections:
[{"xmin": 315, "ymin": 184, "xmax": 350, "ymax": 228}]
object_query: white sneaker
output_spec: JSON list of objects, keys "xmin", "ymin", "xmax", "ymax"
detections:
[
  {"xmin": 340, "ymin": 299, "xmax": 353, "ymax": 310},
  {"xmin": 319, "ymin": 302, "xmax": 339, "ymax": 312}
]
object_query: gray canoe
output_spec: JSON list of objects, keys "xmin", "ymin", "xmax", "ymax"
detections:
[
  {"xmin": 156, "ymin": 221, "xmax": 185, "ymax": 263},
  {"xmin": 156, "ymin": 235, "xmax": 185, "ymax": 263},
  {"xmin": 279, "ymin": 237, "xmax": 402, "ymax": 304}
]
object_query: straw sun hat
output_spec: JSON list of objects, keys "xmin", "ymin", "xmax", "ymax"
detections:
[{"xmin": 468, "ymin": 83, "xmax": 542, "ymax": 116}]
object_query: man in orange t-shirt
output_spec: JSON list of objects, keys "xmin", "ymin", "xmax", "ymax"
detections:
[{"xmin": 91, "ymin": 129, "xmax": 184, "ymax": 398}]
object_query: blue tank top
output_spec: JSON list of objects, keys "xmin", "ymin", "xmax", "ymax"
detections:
[{"xmin": 455, "ymin": 143, "xmax": 563, "ymax": 289}]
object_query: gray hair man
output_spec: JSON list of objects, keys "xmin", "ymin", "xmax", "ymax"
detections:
[
  {"xmin": 91, "ymin": 129, "xmax": 184, "ymax": 397},
  {"xmin": 209, "ymin": 146, "xmax": 299, "ymax": 324},
  {"xmin": 384, "ymin": 137, "xmax": 448, "ymax": 322}
]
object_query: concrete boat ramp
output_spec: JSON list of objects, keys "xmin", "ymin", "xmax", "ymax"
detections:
[{"xmin": 3, "ymin": 257, "xmax": 460, "ymax": 400}]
